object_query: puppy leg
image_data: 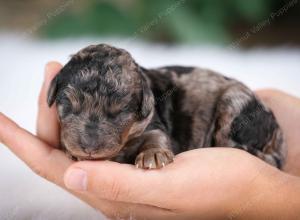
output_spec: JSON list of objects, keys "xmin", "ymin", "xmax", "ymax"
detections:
[
  {"xmin": 135, "ymin": 130, "xmax": 174, "ymax": 169},
  {"xmin": 213, "ymin": 84, "xmax": 286, "ymax": 169}
]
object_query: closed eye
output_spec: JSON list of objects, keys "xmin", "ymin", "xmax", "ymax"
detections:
[{"xmin": 106, "ymin": 110, "xmax": 122, "ymax": 119}]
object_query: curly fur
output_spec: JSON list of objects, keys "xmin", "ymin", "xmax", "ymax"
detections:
[{"xmin": 47, "ymin": 44, "xmax": 286, "ymax": 168}]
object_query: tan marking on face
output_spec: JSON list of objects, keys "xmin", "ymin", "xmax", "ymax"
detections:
[
  {"xmin": 128, "ymin": 110, "xmax": 154, "ymax": 139},
  {"xmin": 120, "ymin": 120, "xmax": 134, "ymax": 145},
  {"xmin": 64, "ymin": 85, "xmax": 81, "ymax": 112},
  {"xmin": 107, "ymin": 102, "xmax": 124, "ymax": 114}
]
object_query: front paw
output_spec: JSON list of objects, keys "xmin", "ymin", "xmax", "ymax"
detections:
[{"xmin": 135, "ymin": 148, "xmax": 174, "ymax": 169}]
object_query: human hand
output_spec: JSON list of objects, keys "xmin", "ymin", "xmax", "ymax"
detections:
[
  {"xmin": 0, "ymin": 62, "xmax": 167, "ymax": 219},
  {"xmin": 1, "ymin": 64, "xmax": 300, "ymax": 220}
]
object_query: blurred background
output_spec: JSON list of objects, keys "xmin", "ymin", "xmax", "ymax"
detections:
[
  {"xmin": 0, "ymin": 1, "xmax": 299, "ymax": 220},
  {"xmin": 1, "ymin": 0, "xmax": 300, "ymax": 46}
]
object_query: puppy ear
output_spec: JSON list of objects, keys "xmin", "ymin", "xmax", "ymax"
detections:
[
  {"xmin": 47, "ymin": 75, "xmax": 59, "ymax": 107},
  {"xmin": 140, "ymin": 74, "xmax": 154, "ymax": 118}
]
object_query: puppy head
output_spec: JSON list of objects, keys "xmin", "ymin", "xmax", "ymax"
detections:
[{"xmin": 47, "ymin": 44, "xmax": 154, "ymax": 160}]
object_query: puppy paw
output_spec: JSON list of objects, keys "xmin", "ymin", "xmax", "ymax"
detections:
[{"xmin": 135, "ymin": 148, "xmax": 174, "ymax": 169}]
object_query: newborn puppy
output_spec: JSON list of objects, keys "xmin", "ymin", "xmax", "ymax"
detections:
[{"xmin": 47, "ymin": 44, "xmax": 286, "ymax": 169}]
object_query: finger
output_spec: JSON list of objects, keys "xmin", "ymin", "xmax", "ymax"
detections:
[
  {"xmin": 1, "ymin": 114, "xmax": 173, "ymax": 218},
  {"xmin": 64, "ymin": 160, "xmax": 172, "ymax": 207},
  {"xmin": 0, "ymin": 112, "xmax": 72, "ymax": 186},
  {"xmin": 94, "ymin": 199, "xmax": 175, "ymax": 220},
  {"xmin": 255, "ymin": 89, "xmax": 282, "ymax": 105},
  {"xmin": 36, "ymin": 61, "xmax": 62, "ymax": 147},
  {"xmin": 256, "ymin": 89, "xmax": 300, "ymax": 108},
  {"xmin": 256, "ymin": 89, "xmax": 300, "ymax": 131},
  {"xmin": 0, "ymin": 114, "xmax": 149, "ymax": 219}
]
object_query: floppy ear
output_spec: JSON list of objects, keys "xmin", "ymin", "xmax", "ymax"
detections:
[
  {"xmin": 47, "ymin": 75, "xmax": 59, "ymax": 107},
  {"xmin": 140, "ymin": 73, "xmax": 154, "ymax": 118}
]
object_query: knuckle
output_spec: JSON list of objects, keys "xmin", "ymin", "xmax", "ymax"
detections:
[
  {"xmin": 108, "ymin": 179, "xmax": 122, "ymax": 201},
  {"xmin": 104, "ymin": 178, "xmax": 130, "ymax": 202},
  {"xmin": 31, "ymin": 164, "xmax": 45, "ymax": 177},
  {"xmin": 29, "ymin": 148, "xmax": 61, "ymax": 184}
]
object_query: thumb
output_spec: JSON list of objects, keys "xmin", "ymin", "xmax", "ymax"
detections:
[{"xmin": 63, "ymin": 160, "xmax": 169, "ymax": 207}]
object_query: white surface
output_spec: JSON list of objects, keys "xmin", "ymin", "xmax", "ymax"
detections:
[{"xmin": 0, "ymin": 33, "xmax": 299, "ymax": 219}]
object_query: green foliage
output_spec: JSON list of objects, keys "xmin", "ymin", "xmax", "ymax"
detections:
[
  {"xmin": 232, "ymin": 0, "xmax": 273, "ymax": 22},
  {"xmin": 41, "ymin": 0, "xmax": 277, "ymax": 43}
]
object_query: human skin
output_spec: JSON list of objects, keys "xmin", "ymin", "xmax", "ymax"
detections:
[{"xmin": 0, "ymin": 62, "xmax": 299, "ymax": 220}]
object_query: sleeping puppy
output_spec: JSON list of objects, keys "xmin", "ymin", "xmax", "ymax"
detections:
[{"xmin": 47, "ymin": 44, "xmax": 286, "ymax": 169}]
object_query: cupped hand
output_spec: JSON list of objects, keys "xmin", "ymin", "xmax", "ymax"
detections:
[
  {"xmin": 0, "ymin": 62, "xmax": 164, "ymax": 219},
  {"xmin": 0, "ymin": 63, "xmax": 299, "ymax": 220}
]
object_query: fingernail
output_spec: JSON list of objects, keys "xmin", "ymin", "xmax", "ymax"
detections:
[{"xmin": 64, "ymin": 168, "xmax": 87, "ymax": 191}]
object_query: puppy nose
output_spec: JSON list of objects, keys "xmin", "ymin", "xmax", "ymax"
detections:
[
  {"xmin": 80, "ymin": 139, "xmax": 99, "ymax": 154},
  {"xmin": 82, "ymin": 145, "xmax": 98, "ymax": 154}
]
